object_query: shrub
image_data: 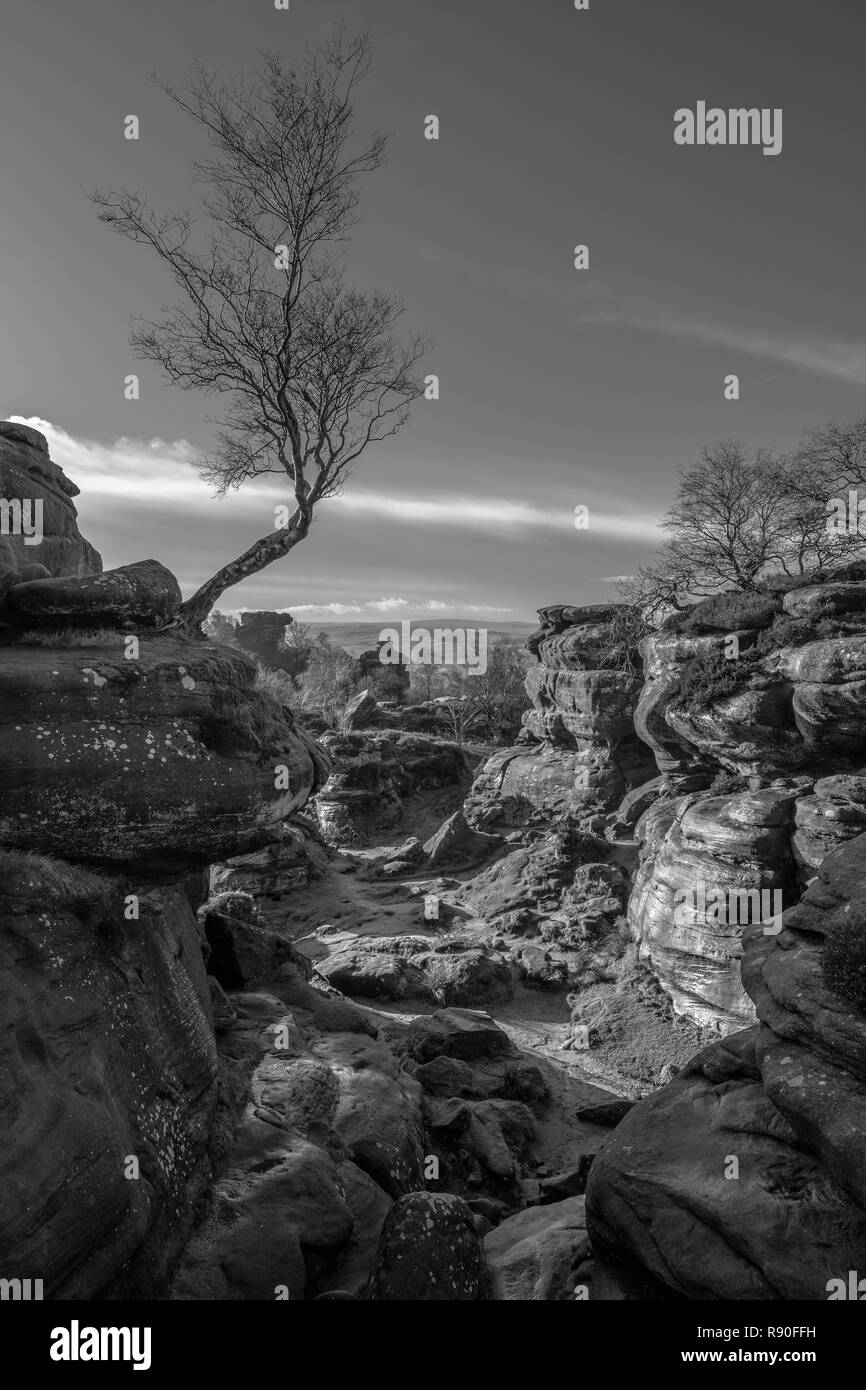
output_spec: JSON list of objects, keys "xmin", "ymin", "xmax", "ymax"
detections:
[
  {"xmin": 0, "ymin": 849, "xmax": 113, "ymax": 919},
  {"xmin": 823, "ymin": 911, "xmax": 866, "ymax": 1011},
  {"xmin": 755, "ymin": 613, "xmax": 844, "ymax": 656},
  {"xmin": 13, "ymin": 627, "xmax": 128, "ymax": 647},
  {"xmin": 708, "ymin": 769, "xmax": 748, "ymax": 795},
  {"xmin": 673, "ymin": 647, "xmax": 758, "ymax": 711},
  {"xmin": 666, "ymin": 592, "xmax": 779, "ymax": 635}
]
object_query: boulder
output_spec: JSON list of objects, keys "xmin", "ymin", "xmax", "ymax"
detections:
[
  {"xmin": 423, "ymin": 808, "xmax": 500, "ymax": 870},
  {"xmin": 483, "ymin": 1196, "xmax": 590, "ymax": 1300},
  {"xmin": 4, "ymin": 558, "xmax": 182, "ymax": 629},
  {"xmin": 0, "ymin": 635, "xmax": 330, "ymax": 874},
  {"xmin": 370, "ymin": 1193, "xmax": 484, "ymax": 1300},
  {"xmin": 407, "ymin": 1009, "xmax": 516, "ymax": 1065}
]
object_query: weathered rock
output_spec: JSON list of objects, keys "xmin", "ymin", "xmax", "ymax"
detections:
[
  {"xmin": 0, "ymin": 860, "xmax": 217, "ymax": 1298},
  {"xmin": 5, "ymin": 558, "xmax": 182, "ymax": 629},
  {"xmin": 370, "ymin": 1193, "xmax": 484, "ymax": 1300},
  {"xmin": 409, "ymin": 948, "xmax": 514, "ymax": 1006},
  {"xmin": 342, "ymin": 688, "xmax": 379, "ymax": 730},
  {"xmin": 315, "ymin": 731, "xmax": 470, "ymax": 847},
  {"xmin": 509, "ymin": 943, "xmax": 569, "ymax": 990},
  {"xmin": 484, "ymin": 1196, "xmax": 590, "ymax": 1300},
  {"xmin": 629, "ymin": 787, "xmax": 797, "ymax": 1029},
  {"xmin": 311, "ymin": 1033, "xmax": 426, "ymax": 1198},
  {"xmin": 316, "ymin": 947, "xmax": 429, "ymax": 1001},
  {"xmin": 423, "ymin": 808, "xmax": 500, "ymax": 870},
  {"xmin": 315, "ymin": 1161, "xmax": 393, "ymax": 1298},
  {"xmin": 587, "ymin": 833, "xmax": 866, "ymax": 1300},
  {"xmin": 0, "ymin": 420, "xmax": 101, "ymax": 592},
  {"xmin": 407, "ymin": 1009, "xmax": 516, "ymax": 1065},
  {"xmin": 465, "ymin": 605, "xmax": 655, "ymax": 833},
  {"xmin": 0, "ymin": 636, "xmax": 329, "ymax": 873},
  {"xmin": 210, "ymin": 822, "xmax": 329, "ymax": 900}
]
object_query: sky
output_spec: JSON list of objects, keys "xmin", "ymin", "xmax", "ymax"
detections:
[{"xmin": 3, "ymin": 0, "xmax": 866, "ymax": 622}]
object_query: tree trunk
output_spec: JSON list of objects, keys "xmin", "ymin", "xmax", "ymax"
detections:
[{"xmin": 175, "ymin": 520, "xmax": 309, "ymax": 633}]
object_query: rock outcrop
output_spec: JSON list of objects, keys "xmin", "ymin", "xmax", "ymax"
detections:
[
  {"xmin": 627, "ymin": 582, "xmax": 866, "ymax": 1031},
  {"xmin": 0, "ymin": 635, "xmax": 328, "ymax": 874},
  {"xmin": 0, "ymin": 421, "xmax": 102, "ymax": 601},
  {"xmin": 587, "ymin": 831, "xmax": 866, "ymax": 1299},
  {"xmin": 466, "ymin": 605, "xmax": 655, "ymax": 834}
]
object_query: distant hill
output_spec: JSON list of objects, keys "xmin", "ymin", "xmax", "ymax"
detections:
[{"xmin": 304, "ymin": 619, "xmax": 539, "ymax": 657}]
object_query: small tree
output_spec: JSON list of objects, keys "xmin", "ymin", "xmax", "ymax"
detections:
[{"xmin": 93, "ymin": 31, "xmax": 427, "ymax": 631}]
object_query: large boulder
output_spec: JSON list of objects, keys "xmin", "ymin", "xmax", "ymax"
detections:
[
  {"xmin": 484, "ymin": 1196, "xmax": 590, "ymax": 1300},
  {"xmin": 0, "ymin": 635, "xmax": 330, "ymax": 874},
  {"xmin": 369, "ymin": 1193, "xmax": 484, "ymax": 1300},
  {"xmin": 4, "ymin": 558, "xmax": 182, "ymax": 629}
]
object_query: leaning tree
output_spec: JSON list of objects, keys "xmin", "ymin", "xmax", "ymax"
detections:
[{"xmin": 93, "ymin": 30, "xmax": 427, "ymax": 629}]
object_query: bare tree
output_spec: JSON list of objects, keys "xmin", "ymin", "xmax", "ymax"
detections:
[
  {"xmin": 621, "ymin": 429, "xmax": 866, "ymax": 620},
  {"xmin": 92, "ymin": 31, "xmax": 428, "ymax": 630}
]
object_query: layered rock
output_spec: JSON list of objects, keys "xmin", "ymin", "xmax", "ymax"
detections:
[
  {"xmin": 587, "ymin": 831, "xmax": 866, "ymax": 1300},
  {"xmin": 0, "ymin": 420, "xmax": 101, "ymax": 597},
  {"xmin": 4, "ymin": 559, "xmax": 181, "ymax": 629},
  {"xmin": 630, "ymin": 787, "xmax": 798, "ymax": 1029},
  {"xmin": 0, "ymin": 635, "xmax": 329, "ymax": 874},
  {"xmin": 628, "ymin": 583, "xmax": 866, "ymax": 1030},
  {"xmin": 466, "ymin": 605, "xmax": 655, "ymax": 832}
]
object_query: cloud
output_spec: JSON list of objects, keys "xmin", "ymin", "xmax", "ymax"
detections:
[
  {"xmin": 582, "ymin": 309, "xmax": 866, "ymax": 386},
  {"xmin": 9, "ymin": 417, "xmax": 660, "ymax": 543},
  {"xmin": 287, "ymin": 602, "xmax": 364, "ymax": 617},
  {"xmin": 340, "ymin": 489, "xmax": 659, "ymax": 540}
]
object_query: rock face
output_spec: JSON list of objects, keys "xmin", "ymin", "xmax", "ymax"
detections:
[
  {"xmin": 0, "ymin": 420, "xmax": 102, "ymax": 597},
  {"xmin": 0, "ymin": 856, "xmax": 218, "ymax": 1298},
  {"xmin": 587, "ymin": 832, "xmax": 866, "ymax": 1300},
  {"xmin": 628, "ymin": 583, "xmax": 866, "ymax": 1031},
  {"xmin": 466, "ymin": 605, "xmax": 655, "ymax": 833},
  {"xmin": 0, "ymin": 635, "xmax": 329, "ymax": 874},
  {"xmin": 630, "ymin": 787, "xmax": 797, "ymax": 1029}
]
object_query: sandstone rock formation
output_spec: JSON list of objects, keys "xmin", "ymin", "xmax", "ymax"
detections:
[
  {"xmin": 0, "ymin": 635, "xmax": 329, "ymax": 874},
  {"xmin": 587, "ymin": 831, "xmax": 866, "ymax": 1299},
  {"xmin": 627, "ymin": 581, "xmax": 866, "ymax": 1031},
  {"xmin": 466, "ymin": 604, "xmax": 655, "ymax": 833},
  {"xmin": 4, "ymin": 559, "xmax": 182, "ymax": 629},
  {"xmin": 0, "ymin": 420, "xmax": 101, "ymax": 598}
]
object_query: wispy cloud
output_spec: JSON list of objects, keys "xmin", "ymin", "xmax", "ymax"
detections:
[
  {"xmin": 582, "ymin": 308, "xmax": 866, "ymax": 386},
  {"xmin": 9, "ymin": 417, "xmax": 661, "ymax": 543}
]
